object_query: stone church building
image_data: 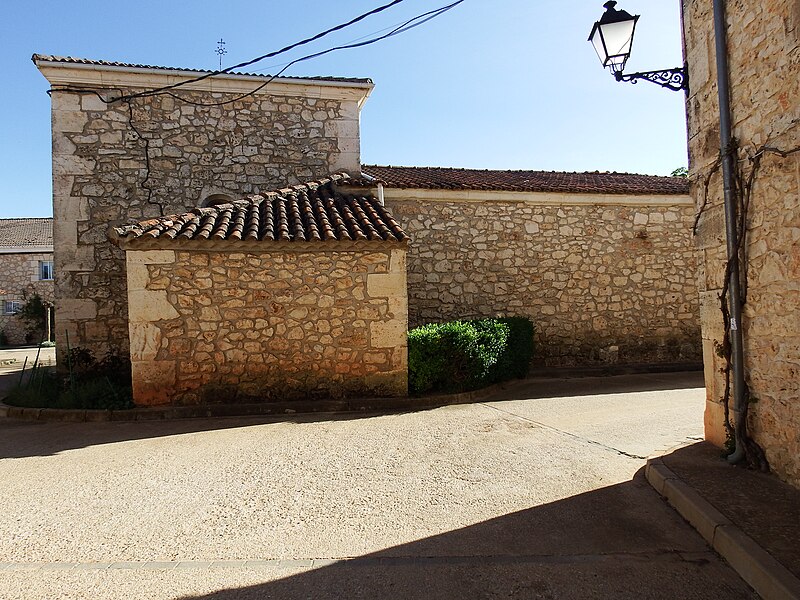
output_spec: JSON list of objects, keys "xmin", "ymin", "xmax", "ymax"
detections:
[{"xmin": 35, "ymin": 54, "xmax": 699, "ymax": 406}]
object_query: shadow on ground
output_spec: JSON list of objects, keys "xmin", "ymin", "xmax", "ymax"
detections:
[
  {"xmin": 483, "ymin": 371, "xmax": 704, "ymax": 403},
  {"xmin": 0, "ymin": 410, "xmax": 401, "ymax": 460},
  {"xmin": 0, "ymin": 372, "xmax": 705, "ymax": 460},
  {"xmin": 662, "ymin": 441, "xmax": 800, "ymax": 580},
  {"xmin": 171, "ymin": 471, "xmax": 754, "ymax": 600}
]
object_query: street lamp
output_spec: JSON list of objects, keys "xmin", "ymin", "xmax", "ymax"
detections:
[{"xmin": 588, "ymin": 1, "xmax": 688, "ymax": 92}]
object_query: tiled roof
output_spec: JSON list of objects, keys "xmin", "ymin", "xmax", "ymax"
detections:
[
  {"xmin": 113, "ymin": 174, "xmax": 407, "ymax": 245},
  {"xmin": 362, "ymin": 165, "xmax": 689, "ymax": 196},
  {"xmin": 32, "ymin": 55, "xmax": 373, "ymax": 85},
  {"xmin": 0, "ymin": 218, "xmax": 53, "ymax": 248}
]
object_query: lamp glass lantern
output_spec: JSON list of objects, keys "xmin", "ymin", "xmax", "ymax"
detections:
[{"xmin": 588, "ymin": 1, "xmax": 640, "ymax": 75}]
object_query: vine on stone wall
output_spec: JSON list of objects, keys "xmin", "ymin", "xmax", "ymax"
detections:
[{"xmin": 696, "ymin": 138, "xmax": 800, "ymax": 471}]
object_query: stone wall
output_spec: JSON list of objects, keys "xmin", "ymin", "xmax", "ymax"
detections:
[
  {"xmin": 386, "ymin": 190, "xmax": 700, "ymax": 366},
  {"xmin": 38, "ymin": 61, "xmax": 370, "ymax": 361},
  {"xmin": 684, "ymin": 0, "xmax": 800, "ymax": 487},
  {"xmin": 124, "ymin": 246, "xmax": 407, "ymax": 406},
  {"xmin": 0, "ymin": 252, "xmax": 54, "ymax": 345}
]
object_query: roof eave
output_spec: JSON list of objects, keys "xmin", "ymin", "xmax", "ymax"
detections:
[
  {"xmin": 34, "ymin": 57, "xmax": 374, "ymax": 105},
  {"xmin": 114, "ymin": 236, "xmax": 408, "ymax": 253},
  {"xmin": 0, "ymin": 245, "xmax": 54, "ymax": 254}
]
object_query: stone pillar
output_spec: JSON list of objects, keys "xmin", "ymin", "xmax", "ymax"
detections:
[
  {"xmin": 51, "ymin": 90, "xmax": 95, "ymax": 362},
  {"xmin": 366, "ymin": 248, "xmax": 409, "ymax": 395},
  {"xmin": 126, "ymin": 250, "xmax": 179, "ymax": 405}
]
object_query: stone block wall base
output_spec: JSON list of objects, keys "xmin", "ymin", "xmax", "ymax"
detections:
[
  {"xmin": 131, "ymin": 360, "xmax": 176, "ymax": 406},
  {"xmin": 704, "ymin": 399, "xmax": 728, "ymax": 448}
]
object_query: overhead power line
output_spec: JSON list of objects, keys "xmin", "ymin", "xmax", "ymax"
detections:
[
  {"xmin": 121, "ymin": 0, "xmax": 411, "ymax": 101},
  {"xmin": 153, "ymin": 0, "xmax": 465, "ymax": 108},
  {"xmin": 49, "ymin": 0, "xmax": 466, "ymax": 107}
]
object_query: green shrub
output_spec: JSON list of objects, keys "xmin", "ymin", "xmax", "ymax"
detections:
[
  {"xmin": 493, "ymin": 317, "xmax": 535, "ymax": 381},
  {"xmin": 407, "ymin": 324, "xmax": 448, "ymax": 395},
  {"xmin": 408, "ymin": 317, "xmax": 534, "ymax": 396},
  {"xmin": 17, "ymin": 293, "xmax": 48, "ymax": 343}
]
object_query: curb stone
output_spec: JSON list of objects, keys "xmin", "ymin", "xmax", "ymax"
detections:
[
  {"xmin": 645, "ymin": 457, "xmax": 800, "ymax": 600},
  {"xmin": 0, "ymin": 365, "xmax": 702, "ymax": 423}
]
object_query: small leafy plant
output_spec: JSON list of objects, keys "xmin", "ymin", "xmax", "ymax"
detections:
[
  {"xmin": 5, "ymin": 346, "xmax": 133, "ymax": 410},
  {"xmin": 17, "ymin": 292, "xmax": 49, "ymax": 344}
]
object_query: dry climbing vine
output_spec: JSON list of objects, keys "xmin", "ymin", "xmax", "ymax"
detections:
[{"xmin": 694, "ymin": 137, "xmax": 800, "ymax": 472}]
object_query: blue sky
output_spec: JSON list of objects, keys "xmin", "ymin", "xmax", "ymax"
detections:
[{"xmin": 0, "ymin": 0, "xmax": 688, "ymax": 218}]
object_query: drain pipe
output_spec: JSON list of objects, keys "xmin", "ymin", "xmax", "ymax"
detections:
[
  {"xmin": 712, "ymin": 0, "xmax": 746, "ymax": 464},
  {"xmin": 361, "ymin": 172, "xmax": 385, "ymax": 206},
  {"xmin": 377, "ymin": 182, "xmax": 385, "ymax": 206}
]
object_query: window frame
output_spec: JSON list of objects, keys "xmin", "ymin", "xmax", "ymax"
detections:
[
  {"xmin": 3, "ymin": 300, "xmax": 22, "ymax": 315},
  {"xmin": 39, "ymin": 260, "xmax": 54, "ymax": 281}
]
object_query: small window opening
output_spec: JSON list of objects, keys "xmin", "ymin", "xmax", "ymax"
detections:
[
  {"xmin": 203, "ymin": 194, "xmax": 236, "ymax": 207},
  {"xmin": 3, "ymin": 300, "xmax": 21, "ymax": 315}
]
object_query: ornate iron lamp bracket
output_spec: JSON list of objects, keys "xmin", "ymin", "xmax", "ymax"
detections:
[{"xmin": 614, "ymin": 66, "xmax": 688, "ymax": 92}]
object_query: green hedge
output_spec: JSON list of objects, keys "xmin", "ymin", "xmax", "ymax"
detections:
[{"xmin": 408, "ymin": 317, "xmax": 534, "ymax": 396}]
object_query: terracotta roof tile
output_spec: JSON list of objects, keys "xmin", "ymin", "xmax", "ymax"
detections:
[
  {"xmin": 362, "ymin": 165, "xmax": 689, "ymax": 196},
  {"xmin": 32, "ymin": 54, "xmax": 372, "ymax": 86},
  {"xmin": 0, "ymin": 218, "xmax": 53, "ymax": 248},
  {"xmin": 113, "ymin": 174, "xmax": 407, "ymax": 245}
]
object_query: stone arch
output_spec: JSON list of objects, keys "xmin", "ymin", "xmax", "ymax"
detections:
[{"xmin": 202, "ymin": 193, "xmax": 236, "ymax": 207}]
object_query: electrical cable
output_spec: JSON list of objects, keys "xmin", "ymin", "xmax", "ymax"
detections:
[
  {"xmin": 251, "ymin": 14, "xmax": 427, "ymax": 73},
  {"xmin": 49, "ymin": 0, "xmax": 464, "ymax": 108},
  {"xmin": 119, "ymin": 0, "xmax": 409, "ymax": 101},
  {"xmin": 43, "ymin": 0, "xmax": 466, "ymax": 214},
  {"xmin": 151, "ymin": 0, "xmax": 464, "ymax": 108}
]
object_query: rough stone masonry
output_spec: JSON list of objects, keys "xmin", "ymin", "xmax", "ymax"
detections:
[
  {"xmin": 35, "ymin": 56, "xmax": 703, "ymax": 407},
  {"xmin": 0, "ymin": 252, "xmax": 54, "ymax": 345},
  {"xmin": 385, "ymin": 190, "xmax": 700, "ymax": 367},
  {"xmin": 123, "ymin": 246, "xmax": 408, "ymax": 405},
  {"xmin": 35, "ymin": 55, "xmax": 372, "ymax": 361},
  {"xmin": 683, "ymin": 0, "xmax": 800, "ymax": 487}
]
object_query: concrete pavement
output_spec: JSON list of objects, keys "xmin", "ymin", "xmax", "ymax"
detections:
[{"xmin": 0, "ymin": 371, "xmax": 758, "ymax": 599}]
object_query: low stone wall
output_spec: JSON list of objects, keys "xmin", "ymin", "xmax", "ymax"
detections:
[
  {"xmin": 0, "ymin": 252, "xmax": 54, "ymax": 346},
  {"xmin": 386, "ymin": 190, "xmax": 700, "ymax": 366},
  {"xmin": 124, "ymin": 246, "xmax": 408, "ymax": 406}
]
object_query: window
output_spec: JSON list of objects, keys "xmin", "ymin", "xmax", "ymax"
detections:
[
  {"xmin": 40, "ymin": 260, "xmax": 54, "ymax": 281},
  {"xmin": 3, "ymin": 300, "xmax": 21, "ymax": 315}
]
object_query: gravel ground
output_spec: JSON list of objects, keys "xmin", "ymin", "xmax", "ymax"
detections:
[{"xmin": 0, "ymin": 371, "xmax": 757, "ymax": 599}]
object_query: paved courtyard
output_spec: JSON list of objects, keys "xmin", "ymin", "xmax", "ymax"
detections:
[{"xmin": 0, "ymin": 372, "xmax": 757, "ymax": 599}]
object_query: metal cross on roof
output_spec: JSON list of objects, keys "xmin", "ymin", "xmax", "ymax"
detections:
[{"xmin": 215, "ymin": 39, "xmax": 227, "ymax": 70}]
